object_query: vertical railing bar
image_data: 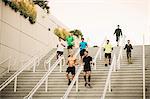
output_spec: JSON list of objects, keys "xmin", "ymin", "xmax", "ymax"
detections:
[
  {"xmin": 45, "ymin": 77, "xmax": 48, "ymax": 92},
  {"xmin": 14, "ymin": 77, "xmax": 17, "ymax": 92}
]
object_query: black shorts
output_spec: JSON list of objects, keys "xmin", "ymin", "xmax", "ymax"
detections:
[
  {"xmin": 127, "ymin": 52, "xmax": 131, "ymax": 59},
  {"xmin": 80, "ymin": 49, "xmax": 86, "ymax": 57},
  {"xmin": 66, "ymin": 67, "xmax": 75, "ymax": 75},
  {"xmin": 116, "ymin": 36, "xmax": 120, "ymax": 42},
  {"xmin": 57, "ymin": 51, "xmax": 63, "ymax": 56},
  {"xmin": 67, "ymin": 45, "xmax": 73, "ymax": 49},
  {"xmin": 84, "ymin": 65, "xmax": 91, "ymax": 72},
  {"xmin": 105, "ymin": 53, "xmax": 111, "ymax": 59}
]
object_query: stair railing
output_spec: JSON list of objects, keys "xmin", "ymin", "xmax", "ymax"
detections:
[
  {"xmin": 24, "ymin": 48, "xmax": 80, "ymax": 99},
  {"xmin": 61, "ymin": 65, "xmax": 83, "ymax": 99},
  {"xmin": 0, "ymin": 56, "xmax": 39, "ymax": 92},
  {"xmin": 100, "ymin": 35, "xmax": 126, "ymax": 99},
  {"xmin": 116, "ymin": 35, "xmax": 126, "ymax": 70},
  {"xmin": 93, "ymin": 36, "xmax": 107, "ymax": 70},
  {"xmin": 61, "ymin": 40, "xmax": 110, "ymax": 99},
  {"xmin": 0, "ymin": 48, "xmax": 47, "ymax": 92},
  {"xmin": 101, "ymin": 54, "xmax": 116, "ymax": 99},
  {"xmin": 44, "ymin": 50, "xmax": 57, "ymax": 70}
]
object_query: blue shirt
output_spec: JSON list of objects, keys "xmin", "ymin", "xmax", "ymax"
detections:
[{"xmin": 80, "ymin": 41, "xmax": 87, "ymax": 50}]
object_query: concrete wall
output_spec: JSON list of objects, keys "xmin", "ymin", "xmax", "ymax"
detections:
[{"xmin": 0, "ymin": 1, "xmax": 73, "ymax": 71}]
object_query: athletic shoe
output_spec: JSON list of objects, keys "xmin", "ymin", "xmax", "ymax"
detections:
[
  {"xmin": 68, "ymin": 80, "xmax": 71, "ymax": 86},
  {"xmin": 85, "ymin": 83, "xmax": 88, "ymax": 87},
  {"xmin": 88, "ymin": 84, "xmax": 93, "ymax": 88}
]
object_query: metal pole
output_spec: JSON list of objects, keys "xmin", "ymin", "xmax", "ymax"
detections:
[
  {"xmin": 143, "ymin": 33, "xmax": 145, "ymax": 99},
  {"xmin": 99, "ymin": 47, "xmax": 102, "ymax": 60},
  {"xmin": 113, "ymin": 57, "xmax": 116, "ymax": 72},
  {"xmin": 60, "ymin": 58, "xmax": 62, "ymax": 72},
  {"xmin": 45, "ymin": 77, "xmax": 48, "ymax": 92},
  {"xmin": 63, "ymin": 57, "xmax": 65, "ymax": 66},
  {"xmin": 14, "ymin": 77, "xmax": 17, "ymax": 92},
  {"xmin": 94, "ymin": 61, "xmax": 97, "ymax": 70},
  {"xmin": 33, "ymin": 58, "xmax": 36, "ymax": 73},
  {"xmin": 76, "ymin": 76, "xmax": 79, "ymax": 92},
  {"xmin": 108, "ymin": 76, "xmax": 111, "ymax": 92},
  {"xmin": 48, "ymin": 61, "xmax": 51, "ymax": 70}
]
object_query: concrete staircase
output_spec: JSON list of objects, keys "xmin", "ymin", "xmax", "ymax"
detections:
[
  {"xmin": 68, "ymin": 46, "xmax": 143, "ymax": 99},
  {"xmin": 0, "ymin": 46, "xmax": 144, "ymax": 99},
  {"xmin": 104, "ymin": 46, "xmax": 143, "ymax": 99},
  {"xmin": 0, "ymin": 48, "xmax": 98, "ymax": 99}
]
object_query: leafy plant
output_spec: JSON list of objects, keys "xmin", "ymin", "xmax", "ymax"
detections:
[
  {"xmin": 54, "ymin": 28, "xmax": 69, "ymax": 41},
  {"xmin": 2, "ymin": 0, "xmax": 37, "ymax": 24},
  {"xmin": 70, "ymin": 29, "xmax": 83, "ymax": 38},
  {"xmin": 33, "ymin": 0, "xmax": 50, "ymax": 14},
  {"xmin": 2, "ymin": 0, "xmax": 10, "ymax": 5},
  {"xmin": 9, "ymin": 0, "xmax": 19, "ymax": 12}
]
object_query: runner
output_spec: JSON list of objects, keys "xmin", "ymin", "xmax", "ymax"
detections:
[
  {"xmin": 124, "ymin": 40, "xmax": 133, "ymax": 64},
  {"xmin": 56, "ymin": 37, "xmax": 66, "ymax": 59},
  {"xmin": 79, "ymin": 38, "xmax": 88, "ymax": 59},
  {"xmin": 114, "ymin": 25, "xmax": 123, "ymax": 46},
  {"xmin": 66, "ymin": 53, "xmax": 77, "ymax": 85},
  {"xmin": 103, "ymin": 40, "xmax": 113, "ymax": 67},
  {"xmin": 83, "ymin": 51, "xmax": 93, "ymax": 88},
  {"xmin": 66, "ymin": 33, "xmax": 74, "ymax": 55}
]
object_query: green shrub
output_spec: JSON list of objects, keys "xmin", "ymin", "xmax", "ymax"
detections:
[
  {"xmin": 70, "ymin": 29, "xmax": 83, "ymax": 38},
  {"xmin": 33, "ymin": 0, "xmax": 50, "ymax": 14},
  {"xmin": 2, "ymin": 0, "xmax": 37, "ymax": 24},
  {"xmin": 54, "ymin": 28, "xmax": 69, "ymax": 41}
]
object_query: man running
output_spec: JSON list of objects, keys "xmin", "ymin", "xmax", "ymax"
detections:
[
  {"xmin": 66, "ymin": 33, "xmax": 74, "ymax": 55},
  {"xmin": 66, "ymin": 53, "xmax": 77, "ymax": 85},
  {"xmin": 114, "ymin": 25, "xmax": 123, "ymax": 46},
  {"xmin": 124, "ymin": 40, "xmax": 133, "ymax": 64},
  {"xmin": 56, "ymin": 37, "xmax": 66, "ymax": 59},
  {"xmin": 103, "ymin": 40, "xmax": 113, "ymax": 66},
  {"xmin": 79, "ymin": 38, "xmax": 88, "ymax": 59},
  {"xmin": 83, "ymin": 51, "xmax": 93, "ymax": 88}
]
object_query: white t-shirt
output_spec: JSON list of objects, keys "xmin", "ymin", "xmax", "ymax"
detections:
[{"xmin": 57, "ymin": 41, "xmax": 65, "ymax": 52}]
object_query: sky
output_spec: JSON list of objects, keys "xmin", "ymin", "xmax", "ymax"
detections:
[{"xmin": 49, "ymin": 0, "xmax": 150, "ymax": 46}]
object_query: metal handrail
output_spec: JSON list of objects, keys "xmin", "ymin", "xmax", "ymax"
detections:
[
  {"xmin": 93, "ymin": 36, "xmax": 107, "ymax": 70},
  {"xmin": 100, "ymin": 35, "xmax": 126, "ymax": 99},
  {"xmin": 0, "ymin": 56, "xmax": 39, "ymax": 92},
  {"xmin": 44, "ymin": 50, "xmax": 57, "ymax": 70},
  {"xmin": 24, "ymin": 48, "xmax": 80, "ymax": 99},
  {"xmin": 101, "ymin": 54, "xmax": 116, "ymax": 99},
  {"xmin": 61, "ymin": 38, "xmax": 107, "ymax": 99},
  {"xmin": 116, "ymin": 35, "xmax": 126, "ymax": 70},
  {"xmin": 61, "ymin": 66, "xmax": 83, "ymax": 99},
  {"xmin": 24, "ymin": 56, "xmax": 65, "ymax": 99}
]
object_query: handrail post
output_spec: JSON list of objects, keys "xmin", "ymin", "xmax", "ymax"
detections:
[
  {"xmin": 76, "ymin": 73, "xmax": 79, "ymax": 92},
  {"xmin": 63, "ymin": 57, "xmax": 65, "ymax": 66},
  {"xmin": 108, "ymin": 76, "xmax": 111, "ymax": 92},
  {"xmin": 99, "ymin": 47, "xmax": 102, "ymax": 60},
  {"xmin": 48, "ymin": 61, "xmax": 51, "ymax": 70},
  {"xmin": 60, "ymin": 57, "xmax": 62, "ymax": 72},
  {"xmin": 94, "ymin": 61, "xmax": 97, "ymax": 70},
  {"xmin": 33, "ymin": 58, "xmax": 36, "ymax": 73},
  {"xmin": 14, "ymin": 76, "xmax": 17, "ymax": 92},
  {"xmin": 45, "ymin": 77, "xmax": 48, "ymax": 92}
]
